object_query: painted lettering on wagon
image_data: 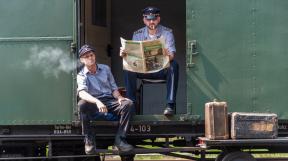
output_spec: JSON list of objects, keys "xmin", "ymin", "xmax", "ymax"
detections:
[{"xmin": 53, "ymin": 125, "xmax": 72, "ymax": 134}]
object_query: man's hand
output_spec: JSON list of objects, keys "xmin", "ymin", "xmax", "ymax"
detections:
[
  {"xmin": 96, "ymin": 102, "xmax": 108, "ymax": 113},
  {"xmin": 163, "ymin": 48, "xmax": 174, "ymax": 61},
  {"xmin": 120, "ymin": 47, "xmax": 128, "ymax": 57},
  {"xmin": 117, "ymin": 96, "xmax": 131, "ymax": 105},
  {"xmin": 79, "ymin": 91, "xmax": 108, "ymax": 112}
]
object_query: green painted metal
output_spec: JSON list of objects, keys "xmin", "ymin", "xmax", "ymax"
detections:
[
  {"xmin": 131, "ymin": 114, "xmax": 200, "ymax": 122},
  {"xmin": 186, "ymin": 0, "xmax": 288, "ymax": 119},
  {"xmin": 0, "ymin": 0, "xmax": 75, "ymax": 125}
]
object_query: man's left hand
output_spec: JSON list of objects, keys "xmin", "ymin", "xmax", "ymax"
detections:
[
  {"xmin": 118, "ymin": 97, "xmax": 131, "ymax": 105},
  {"xmin": 163, "ymin": 48, "xmax": 174, "ymax": 61}
]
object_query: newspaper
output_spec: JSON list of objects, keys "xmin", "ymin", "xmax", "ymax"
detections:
[{"xmin": 121, "ymin": 37, "xmax": 170, "ymax": 73}]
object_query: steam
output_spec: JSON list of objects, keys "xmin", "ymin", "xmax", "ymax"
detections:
[{"xmin": 24, "ymin": 46, "xmax": 76, "ymax": 78}]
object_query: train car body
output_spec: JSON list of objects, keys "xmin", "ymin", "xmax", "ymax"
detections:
[
  {"xmin": 187, "ymin": 0, "xmax": 288, "ymax": 120},
  {"xmin": 0, "ymin": 0, "xmax": 75, "ymax": 126},
  {"xmin": 1, "ymin": 0, "xmax": 288, "ymax": 160}
]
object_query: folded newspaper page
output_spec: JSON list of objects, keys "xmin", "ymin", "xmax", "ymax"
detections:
[{"xmin": 121, "ymin": 37, "xmax": 170, "ymax": 73}]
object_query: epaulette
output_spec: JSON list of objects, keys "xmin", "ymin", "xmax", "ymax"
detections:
[
  {"xmin": 134, "ymin": 29, "xmax": 144, "ymax": 35},
  {"xmin": 163, "ymin": 27, "xmax": 173, "ymax": 32}
]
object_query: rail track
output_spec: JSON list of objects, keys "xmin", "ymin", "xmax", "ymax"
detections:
[
  {"xmin": 105, "ymin": 159, "xmax": 288, "ymax": 161},
  {"xmin": 131, "ymin": 159, "xmax": 288, "ymax": 161}
]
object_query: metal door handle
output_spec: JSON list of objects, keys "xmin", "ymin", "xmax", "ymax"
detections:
[{"xmin": 186, "ymin": 40, "xmax": 199, "ymax": 68}]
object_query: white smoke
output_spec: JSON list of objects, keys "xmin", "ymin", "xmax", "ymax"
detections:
[{"xmin": 24, "ymin": 46, "xmax": 76, "ymax": 78}]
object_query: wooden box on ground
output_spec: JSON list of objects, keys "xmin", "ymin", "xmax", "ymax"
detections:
[
  {"xmin": 205, "ymin": 101, "xmax": 229, "ymax": 140},
  {"xmin": 231, "ymin": 112, "xmax": 278, "ymax": 139}
]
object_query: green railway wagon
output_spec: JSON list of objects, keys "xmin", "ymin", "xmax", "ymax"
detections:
[{"xmin": 1, "ymin": 0, "xmax": 288, "ymax": 161}]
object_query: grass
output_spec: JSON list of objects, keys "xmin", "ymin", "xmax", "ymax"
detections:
[
  {"xmin": 105, "ymin": 154, "xmax": 194, "ymax": 160},
  {"xmin": 104, "ymin": 138, "xmax": 288, "ymax": 160},
  {"xmin": 104, "ymin": 152, "xmax": 288, "ymax": 160}
]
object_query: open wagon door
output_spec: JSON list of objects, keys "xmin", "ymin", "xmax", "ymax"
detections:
[{"xmin": 186, "ymin": 0, "xmax": 280, "ymax": 116}]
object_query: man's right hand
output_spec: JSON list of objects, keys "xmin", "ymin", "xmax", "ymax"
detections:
[
  {"xmin": 120, "ymin": 47, "xmax": 127, "ymax": 57},
  {"xmin": 78, "ymin": 91, "xmax": 108, "ymax": 113},
  {"xmin": 96, "ymin": 102, "xmax": 108, "ymax": 113}
]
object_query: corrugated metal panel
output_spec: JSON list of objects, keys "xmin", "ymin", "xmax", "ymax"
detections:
[
  {"xmin": 0, "ymin": 0, "xmax": 75, "ymax": 125},
  {"xmin": 186, "ymin": 0, "xmax": 288, "ymax": 119}
]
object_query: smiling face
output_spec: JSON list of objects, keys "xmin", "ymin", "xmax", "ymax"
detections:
[{"xmin": 143, "ymin": 16, "xmax": 161, "ymax": 31}]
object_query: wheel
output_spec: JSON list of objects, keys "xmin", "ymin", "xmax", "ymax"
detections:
[
  {"xmin": 74, "ymin": 156, "xmax": 101, "ymax": 161},
  {"xmin": 120, "ymin": 154, "xmax": 135, "ymax": 161},
  {"xmin": 215, "ymin": 151, "xmax": 226, "ymax": 161},
  {"xmin": 221, "ymin": 151, "xmax": 256, "ymax": 161}
]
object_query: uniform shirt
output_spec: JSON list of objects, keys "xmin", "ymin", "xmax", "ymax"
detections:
[
  {"xmin": 132, "ymin": 24, "xmax": 176, "ymax": 55},
  {"xmin": 77, "ymin": 64, "xmax": 118, "ymax": 98}
]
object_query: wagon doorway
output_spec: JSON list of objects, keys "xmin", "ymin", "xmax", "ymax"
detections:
[
  {"xmin": 110, "ymin": 0, "xmax": 186, "ymax": 115},
  {"xmin": 79, "ymin": 0, "xmax": 111, "ymax": 65},
  {"xmin": 79, "ymin": 0, "xmax": 186, "ymax": 115}
]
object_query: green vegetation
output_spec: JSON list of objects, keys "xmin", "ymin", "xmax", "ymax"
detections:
[{"xmin": 106, "ymin": 139, "xmax": 288, "ymax": 160}]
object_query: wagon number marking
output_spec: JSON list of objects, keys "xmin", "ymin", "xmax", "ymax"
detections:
[{"xmin": 130, "ymin": 125, "xmax": 151, "ymax": 133}]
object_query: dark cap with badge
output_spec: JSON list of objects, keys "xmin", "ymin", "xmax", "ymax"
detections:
[
  {"xmin": 142, "ymin": 6, "xmax": 160, "ymax": 20},
  {"xmin": 79, "ymin": 44, "xmax": 96, "ymax": 57}
]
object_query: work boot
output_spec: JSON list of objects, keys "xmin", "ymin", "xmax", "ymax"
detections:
[
  {"xmin": 114, "ymin": 136, "xmax": 134, "ymax": 152},
  {"xmin": 164, "ymin": 103, "xmax": 175, "ymax": 116},
  {"xmin": 115, "ymin": 140, "xmax": 134, "ymax": 152},
  {"xmin": 163, "ymin": 107, "xmax": 174, "ymax": 116},
  {"xmin": 84, "ymin": 137, "xmax": 96, "ymax": 155}
]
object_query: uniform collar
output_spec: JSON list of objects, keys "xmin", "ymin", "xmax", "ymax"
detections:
[
  {"xmin": 83, "ymin": 64, "xmax": 101, "ymax": 74},
  {"xmin": 144, "ymin": 24, "xmax": 163, "ymax": 40}
]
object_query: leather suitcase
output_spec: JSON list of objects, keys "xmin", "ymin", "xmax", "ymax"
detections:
[
  {"xmin": 205, "ymin": 101, "xmax": 229, "ymax": 140},
  {"xmin": 231, "ymin": 112, "xmax": 278, "ymax": 139}
]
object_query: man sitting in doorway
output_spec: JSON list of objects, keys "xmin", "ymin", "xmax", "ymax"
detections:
[
  {"xmin": 120, "ymin": 6, "xmax": 179, "ymax": 116},
  {"xmin": 77, "ymin": 44, "xmax": 134, "ymax": 154}
]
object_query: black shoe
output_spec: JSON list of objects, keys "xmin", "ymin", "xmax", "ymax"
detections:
[
  {"xmin": 114, "ymin": 140, "xmax": 134, "ymax": 152},
  {"xmin": 84, "ymin": 137, "xmax": 96, "ymax": 155},
  {"xmin": 163, "ymin": 107, "xmax": 174, "ymax": 116}
]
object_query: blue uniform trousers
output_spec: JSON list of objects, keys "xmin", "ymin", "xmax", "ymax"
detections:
[
  {"xmin": 78, "ymin": 96, "xmax": 133, "ymax": 140},
  {"xmin": 124, "ymin": 60, "xmax": 179, "ymax": 106}
]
